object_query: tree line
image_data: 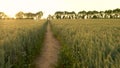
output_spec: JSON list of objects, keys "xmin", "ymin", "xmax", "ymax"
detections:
[
  {"xmin": 0, "ymin": 11, "xmax": 43, "ymax": 19},
  {"xmin": 1, "ymin": 8, "xmax": 120, "ymax": 19},
  {"xmin": 15, "ymin": 11, "xmax": 43, "ymax": 19},
  {"xmin": 48, "ymin": 8, "xmax": 120, "ymax": 19}
]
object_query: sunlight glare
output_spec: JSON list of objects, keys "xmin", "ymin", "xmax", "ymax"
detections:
[
  {"xmin": 0, "ymin": 0, "xmax": 120, "ymax": 18},
  {"xmin": 7, "ymin": 12, "xmax": 16, "ymax": 18}
]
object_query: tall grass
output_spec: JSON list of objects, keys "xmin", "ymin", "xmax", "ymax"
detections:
[
  {"xmin": 0, "ymin": 20, "xmax": 47, "ymax": 68},
  {"xmin": 51, "ymin": 19, "xmax": 120, "ymax": 68}
]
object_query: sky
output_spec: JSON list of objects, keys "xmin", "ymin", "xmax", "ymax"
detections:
[{"xmin": 0, "ymin": 0, "xmax": 120, "ymax": 18}]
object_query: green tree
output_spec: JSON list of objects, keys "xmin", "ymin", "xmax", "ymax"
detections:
[
  {"xmin": 36, "ymin": 11, "xmax": 43, "ymax": 19},
  {"xmin": 0, "ymin": 12, "xmax": 7, "ymax": 19},
  {"xmin": 113, "ymin": 8, "xmax": 120, "ymax": 13},
  {"xmin": 25, "ymin": 12, "xmax": 35, "ymax": 19},
  {"xmin": 15, "ymin": 11, "xmax": 25, "ymax": 19},
  {"xmin": 78, "ymin": 11, "xmax": 86, "ymax": 14},
  {"xmin": 87, "ymin": 11, "xmax": 93, "ymax": 14},
  {"xmin": 105, "ymin": 10, "xmax": 113, "ymax": 14}
]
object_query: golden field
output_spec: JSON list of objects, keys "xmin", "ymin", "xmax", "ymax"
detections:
[
  {"xmin": 0, "ymin": 19, "xmax": 47, "ymax": 68},
  {"xmin": 0, "ymin": 19, "xmax": 120, "ymax": 68},
  {"xmin": 50, "ymin": 19, "xmax": 120, "ymax": 68}
]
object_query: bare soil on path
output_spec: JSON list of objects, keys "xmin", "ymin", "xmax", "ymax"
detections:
[{"xmin": 34, "ymin": 22, "xmax": 60, "ymax": 68}]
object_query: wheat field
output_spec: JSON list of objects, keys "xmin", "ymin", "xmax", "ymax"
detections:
[
  {"xmin": 50, "ymin": 19, "xmax": 120, "ymax": 68},
  {"xmin": 0, "ymin": 19, "xmax": 47, "ymax": 68},
  {"xmin": 0, "ymin": 19, "xmax": 120, "ymax": 68}
]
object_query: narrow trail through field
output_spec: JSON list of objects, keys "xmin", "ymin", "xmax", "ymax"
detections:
[{"xmin": 34, "ymin": 21, "xmax": 60, "ymax": 68}]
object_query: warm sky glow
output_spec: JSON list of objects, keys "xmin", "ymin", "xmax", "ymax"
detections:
[{"xmin": 0, "ymin": 0, "xmax": 120, "ymax": 18}]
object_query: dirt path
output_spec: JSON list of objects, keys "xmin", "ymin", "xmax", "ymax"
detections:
[{"xmin": 35, "ymin": 22, "xmax": 60, "ymax": 68}]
